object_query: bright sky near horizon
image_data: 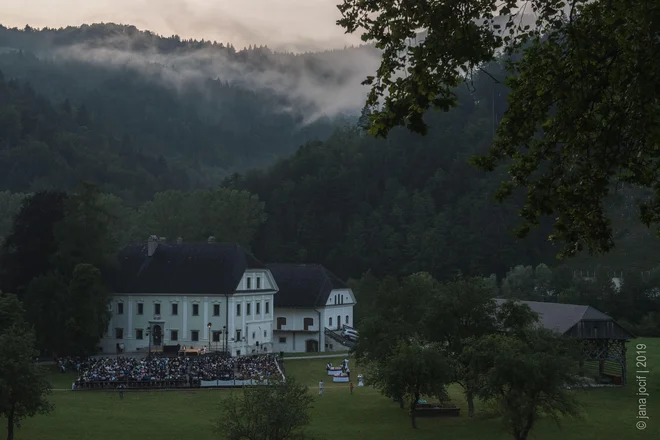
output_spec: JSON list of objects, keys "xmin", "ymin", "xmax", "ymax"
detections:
[{"xmin": 1, "ymin": 0, "xmax": 361, "ymax": 51}]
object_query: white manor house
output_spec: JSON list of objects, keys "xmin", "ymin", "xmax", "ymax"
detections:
[{"xmin": 100, "ymin": 236, "xmax": 356, "ymax": 356}]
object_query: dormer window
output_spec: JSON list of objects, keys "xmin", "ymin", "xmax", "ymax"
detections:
[
  {"xmin": 256, "ymin": 277, "xmax": 261, "ymax": 289},
  {"xmin": 247, "ymin": 277, "xmax": 252, "ymax": 289}
]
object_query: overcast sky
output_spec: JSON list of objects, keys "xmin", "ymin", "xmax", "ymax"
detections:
[{"xmin": 1, "ymin": 0, "xmax": 362, "ymax": 51}]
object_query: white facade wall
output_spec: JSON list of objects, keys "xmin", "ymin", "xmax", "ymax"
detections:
[
  {"xmin": 322, "ymin": 288, "xmax": 356, "ymax": 331},
  {"xmin": 272, "ymin": 307, "xmax": 321, "ymax": 353},
  {"xmin": 101, "ymin": 269, "xmax": 275, "ymax": 356}
]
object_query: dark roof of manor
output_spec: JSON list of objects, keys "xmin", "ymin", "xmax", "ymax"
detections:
[
  {"xmin": 108, "ymin": 242, "xmax": 265, "ymax": 295},
  {"xmin": 266, "ymin": 264, "xmax": 350, "ymax": 308}
]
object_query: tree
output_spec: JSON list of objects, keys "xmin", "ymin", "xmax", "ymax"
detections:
[
  {"xmin": 353, "ymin": 273, "xmax": 437, "ymax": 365},
  {"xmin": 461, "ymin": 329, "xmax": 582, "ymax": 440},
  {"xmin": 0, "ymin": 191, "xmax": 67, "ymax": 295},
  {"xmin": 365, "ymin": 339, "xmax": 453, "ymax": 429},
  {"xmin": 337, "ymin": 0, "xmax": 660, "ymax": 257},
  {"xmin": 136, "ymin": 188, "xmax": 266, "ymax": 246},
  {"xmin": 63, "ymin": 264, "xmax": 111, "ymax": 355},
  {"xmin": 23, "ymin": 265, "xmax": 110, "ymax": 356},
  {"xmin": 423, "ymin": 276, "xmax": 497, "ymax": 416},
  {"xmin": 53, "ymin": 183, "xmax": 120, "ymax": 274},
  {"xmin": 0, "ymin": 191, "xmax": 28, "ymax": 247},
  {"xmin": 215, "ymin": 376, "xmax": 315, "ymax": 440},
  {"xmin": 0, "ymin": 293, "xmax": 53, "ymax": 440},
  {"xmin": 22, "ymin": 271, "xmax": 69, "ymax": 355}
]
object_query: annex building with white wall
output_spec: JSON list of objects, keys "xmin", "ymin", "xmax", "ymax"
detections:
[
  {"xmin": 267, "ymin": 264, "xmax": 357, "ymax": 353},
  {"xmin": 100, "ymin": 237, "xmax": 357, "ymax": 355}
]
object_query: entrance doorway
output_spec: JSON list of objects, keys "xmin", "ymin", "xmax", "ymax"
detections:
[
  {"xmin": 305, "ymin": 339, "xmax": 319, "ymax": 352},
  {"xmin": 152, "ymin": 325, "xmax": 162, "ymax": 346}
]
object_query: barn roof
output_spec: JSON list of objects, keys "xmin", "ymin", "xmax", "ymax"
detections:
[
  {"xmin": 267, "ymin": 264, "xmax": 350, "ymax": 308},
  {"xmin": 107, "ymin": 242, "xmax": 265, "ymax": 295},
  {"xmin": 494, "ymin": 299, "xmax": 632, "ymax": 337}
]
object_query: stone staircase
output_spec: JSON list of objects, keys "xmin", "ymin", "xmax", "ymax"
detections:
[{"xmin": 324, "ymin": 328, "xmax": 356, "ymax": 349}]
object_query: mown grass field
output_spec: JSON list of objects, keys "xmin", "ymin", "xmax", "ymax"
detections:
[{"xmin": 6, "ymin": 339, "xmax": 659, "ymax": 440}]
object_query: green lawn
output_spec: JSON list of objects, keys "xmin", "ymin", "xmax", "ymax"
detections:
[{"xmin": 6, "ymin": 339, "xmax": 659, "ymax": 440}]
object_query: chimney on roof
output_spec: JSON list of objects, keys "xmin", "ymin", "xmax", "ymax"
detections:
[
  {"xmin": 148, "ymin": 235, "xmax": 158, "ymax": 257},
  {"xmin": 208, "ymin": 236, "xmax": 216, "ymax": 243},
  {"xmin": 176, "ymin": 237, "xmax": 183, "ymax": 244}
]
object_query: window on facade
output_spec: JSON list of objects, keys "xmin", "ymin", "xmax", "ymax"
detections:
[
  {"xmin": 264, "ymin": 330, "xmax": 267, "ymax": 338},
  {"xmin": 192, "ymin": 304, "xmax": 199, "ymax": 316},
  {"xmin": 115, "ymin": 328, "xmax": 124, "ymax": 339},
  {"xmin": 246, "ymin": 277, "xmax": 252, "ymax": 289},
  {"xmin": 213, "ymin": 304, "xmax": 220, "ymax": 316},
  {"xmin": 256, "ymin": 302, "xmax": 261, "ymax": 315},
  {"xmin": 117, "ymin": 302, "xmax": 124, "ymax": 314},
  {"xmin": 236, "ymin": 330, "xmax": 242, "ymax": 341},
  {"xmin": 265, "ymin": 302, "xmax": 270, "ymax": 314},
  {"xmin": 341, "ymin": 296, "xmax": 344, "ymax": 305},
  {"xmin": 191, "ymin": 330, "xmax": 199, "ymax": 342},
  {"xmin": 154, "ymin": 303, "xmax": 161, "ymax": 315},
  {"xmin": 252, "ymin": 332, "xmax": 256, "ymax": 340},
  {"xmin": 137, "ymin": 303, "xmax": 144, "ymax": 315},
  {"xmin": 236, "ymin": 350, "xmax": 241, "ymax": 356},
  {"xmin": 171, "ymin": 303, "xmax": 178, "ymax": 315},
  {"xmin": 236, "ymin": 303, "xmax": 241, "ymax": 316},
  {"xmin": 276, "ymin": 317, "xmax": 286, "ymax": 330},
  {"xmin": 279, "ymin": 337, "xmax": 286, "ymax": 343},
  {"xmin": 171, "ymin": 330, "xmax": 178, "ymax": 341},
  {"xmin": 136, "ymin": 329, "xmax": 143, "ymax": 340},
  {"xmin": 329, "ymin": 317, "xmax": 333, "ymax": 327},
  {"xmin": 304, "ymin": 317, "xmax": 314, "ymax": 331},
  {"xmin": 346, "ymin": 315, "xmax": 349, "ymax": 324},
  {"xmin": 247, "ymin": 303, "xmax": 251, "ymax": 315},
  {"xmin": 256, "ymin": 277, "xmax": 261, "ymax": 289},
  {"xmin": 212, "ymin": 331, "xmax": 221, "ymax": 342}
]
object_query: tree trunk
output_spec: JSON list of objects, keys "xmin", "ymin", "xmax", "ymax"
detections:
[
  {"xmin": 7, "ymin": 406, "xmax": 14, "ymax": 440},
  {"xmin": 466, "ymin": 390, "xmax": 475, "ymax": 417},
  {"xmin": 410, "ymin": 392, "xmax": 419, "ymax": 429}
]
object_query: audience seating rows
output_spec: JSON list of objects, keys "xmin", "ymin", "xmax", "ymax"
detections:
[{"xmin": 57, "ymin": 353, "xmax": 282, "ymax": 390}]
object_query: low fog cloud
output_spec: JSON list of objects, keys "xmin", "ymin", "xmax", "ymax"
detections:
[{"xmin": 51, "ymin": 40, "xmax": 381, "ymax": 123}]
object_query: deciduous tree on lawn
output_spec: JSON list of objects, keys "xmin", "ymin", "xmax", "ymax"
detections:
[
  {"xmin": 215, "ymin": 376, "xmax": 316, "ymax": 440},
  {"xmin": 0, "ymin": 293, "xmax": 53, "ymax": 440},
  {"xmin": 366, "ymin": 338, "xmax": 453, "ymax": 429},
  {"xmin": 461, "ymin": 328, "xmax": 583, "ymax": 440}
]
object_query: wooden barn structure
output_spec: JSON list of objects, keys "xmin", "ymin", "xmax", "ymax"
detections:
[{"xmin": 495, "ymin": 299, "xmax": 634, "ymax": 385}]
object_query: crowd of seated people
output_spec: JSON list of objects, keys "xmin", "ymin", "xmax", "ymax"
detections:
[{"xmin": 69, "ymin": 353, "xmax": 281, "ymax": 389}]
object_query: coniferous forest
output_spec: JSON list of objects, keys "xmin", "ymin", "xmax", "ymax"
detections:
[{"xmin": 1, "ymin": 22, "xmax": 659, "ymax": 343}]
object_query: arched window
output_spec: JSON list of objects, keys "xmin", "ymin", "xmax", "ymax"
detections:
[
  {"xmin": 346, "ymin": 315, "xmax": 349, "ymax": 324},
  {"xmin": 329, "ymin": 317, "xmax": 333, "ymax": 327}
]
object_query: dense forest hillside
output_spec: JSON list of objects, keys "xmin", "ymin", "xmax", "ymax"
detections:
[
  {"xmin": 0, "ymin": 71, "xmax": 190, "ymax": 201},
  {"xmin": 0, "ymin": 23, "xmax": 381, "ymax": 183},
  {"xmin": 0, "ymin": 22, "xmax": 659, "ymax": 279}
]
